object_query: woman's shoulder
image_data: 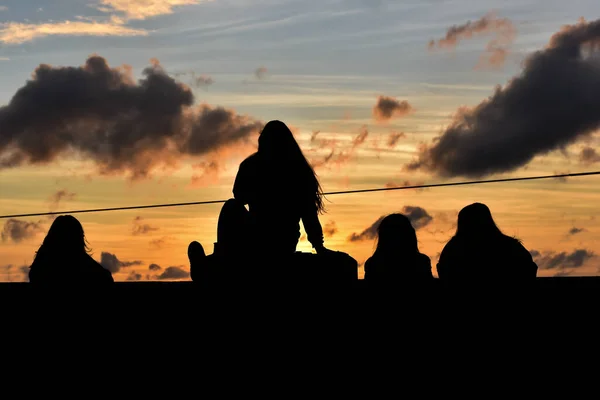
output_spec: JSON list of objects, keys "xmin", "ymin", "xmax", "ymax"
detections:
[{"xmin": 240, "ymin": 153, "xmax": 260, "ymax": 167}]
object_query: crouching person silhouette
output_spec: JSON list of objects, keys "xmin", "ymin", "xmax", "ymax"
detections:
[
  {"xmin": 28, "ymin": 215, "xmax": 114, "ymax": 285},
  {"xmin": 189, "ymin": 198, "xmax": 254, "ymax": 287}
]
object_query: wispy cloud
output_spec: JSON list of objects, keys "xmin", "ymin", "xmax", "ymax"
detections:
[
  {"xmin": 579, "ymin": 146, "xmax": 600, "ymax": 165},
  {"xmin": 254, "ymin": 66, "xmax": 268, "ymax": 80},
  {"xmin": 95, "ymin": 0, "xmax": 203, "ymax": 21},
  {"xmin": 0, "ymin": 57, "xmax": 9, "ymax": 61},
  {"xmin": 48, "ymin": 189, "xmax": 77, "ymax": 211},
  {"xmin": 428, "ymin": 12, "xmax": 517, "ymax": 69},
  {"xmin": 100, "ymin": 251, "xmax": 143, "ymax": 273},
  {"xmin": 0, "ymin": 20, "xmax": 148, "ymax": 44},
  {"xmin": 0, "ymin": 6, "xmax": 7, "ymax": 12},
  {"xmin": 530, "ymin": 248, "xmax": 595, "ymax": 276},
  {"xmin": 131, "ymin": 216, "xmax": 159, "ymax": 236},
  {"xmin": 1, "ymin": 219, "xmax": 45, "ymax": 243},
  {"xmin": 0, "ymin": 1, "xmax": 206, "ymax": 45},
  {"xmin": 372, "ymin": 96, "xmax": 414, "ymax": 122}
]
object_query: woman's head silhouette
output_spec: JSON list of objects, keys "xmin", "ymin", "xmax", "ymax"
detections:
[
  {"xmin": 456, "ymin": 203, "xmax": 503, "ymax": 237},
  {"xmin": 257, "ymin": 120, "xmax": 325, "ymax": 212},
  {"xmin": 258, "ymin": 120, "xmax": 300, "ymax": 160},
  {"xmin": 40, "ymin": 215, "xmax": 90, "ymax": 254},
  {"xmin": 375, "ymin": 213, "xmax": 419, "ymax": 254}
]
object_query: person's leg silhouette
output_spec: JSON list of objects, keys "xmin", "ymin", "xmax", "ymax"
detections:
[{"xmin": 188, "ymin": 240, "xmax": 206, "ymax": 282}]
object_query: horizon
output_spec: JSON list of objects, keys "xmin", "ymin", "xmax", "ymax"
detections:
[{"xmin": 1, "ymin": 0, "xmax": 600, "ymax": 281}]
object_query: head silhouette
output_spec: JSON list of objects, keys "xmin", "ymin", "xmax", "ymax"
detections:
[
  {"xmin": 375, "ymin": 213, "xmax": 419, "ymax": 255},
  {"xmin": 39, "ymin": 215, "xmax": 90, "ymax": 254},
  {"xmin": 455, "ymin": 203, "xmax": 503, "ymax": 237},
  {"xmin": 258, "ymin": 120, "xmax": 301, "ymax": 160},
  {"xmin": 257, "ymin": 120, "xmax": 325, "ymax": 212}
]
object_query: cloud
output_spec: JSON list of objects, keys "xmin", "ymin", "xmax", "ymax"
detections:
[
  {"xmin": 157, "ymin": 266, "xmax": 190, "ymax": 280},
  {"xmin": 189, "ymin": 160, "xmax": 220, "ymax": 187},
  {"xmin": 149, "ymin": 236, "xmax": 173, "ymax": 249},
  {"xmin": 193, "ymin": 75, "xmax": 214, "ymax": 88},
  {"xmin": 310, "ymin": 126, "xmax": 370, "ymax": 169},
  {"xmin": 372, "ymin": 96, "xmax": 414, "ymax": 122},
  {"xmin": 387, "ymin": 132, "xmax": 405, "ymax": 147},
  {"xmin": 95, "ymin": 0, "xmax": 201, "ymax": 21},
  {"xmin": 0, "ymin": 57, "xmax": 9, "ymax": 61},
  {"xmin": 568, "ymin": 227, "xmax": 586, "ymax": 236},
  {"xmin": 1, "ymin": 219, "xmax": 45, "ymax": 243},
  {"xmin": 126, "ymin": 271, "xmax": 143, "ymax": 281},
  {"xmin": 0, "ymin": 6, "xmax": 7, "ymax": 12},
  {"xmin": 48, "ymin": 189, "xmax": 76, "ymax": 210},
  {"xmin": 0, "ymin": 264, "xmax": 30, "ymax": 282},
  {"xmin": 254, "ymin": 66, "xmax": 268, "ymax": 80},
  {"xmin": 323, "ymin": 221, "xmax": 338, "ymax": 238},
  {"xmin": 428, "ymin": 12, "xmax": 517, "ymax": 69},
  {"xmin": 0, "ymin": 55, "xmax": 263, "ymax": 180},
  {"xmin": 173, "ymin": 71, "xmax": 214, "ymax": 89},
  {"xmin": 407, "ymin": 18, "xmax": 600, "ymax": 178},
  {"xmin": 403, "ymin": 206, "xmax": 434, "ymax": 229},
  {"xmin": 148, "ymin": 263, "xmax": 162, "ymax": 271},
  {"xmin": 579, "ymin": 146, "xmax": 600, "ymax": 165},
  {"xmin": 100, "ymin": 251, "xmax": 143, "ymax": 273},
  {"xmin": 530, "ymin": 248, "xmax": 595, "ymax": 275},
  {"xmin": 348, "ymin": 216, "xmax": 385, "ymax": 242},
  {"xmin": 0, "ymin": 20, "xmax": 148, "ymax": 45},
  {"xmin": 132, "ymin": 216, "xmax": 159, "ymax": 236},
  {"xmin": 384, "ymin": 180, "xmax": 426, "ymax": 192},
  {"xmin": 347, "ymin": 206, "xmax": 433, "ymax": 242}
]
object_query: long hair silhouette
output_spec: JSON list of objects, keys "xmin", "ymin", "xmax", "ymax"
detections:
[
  {"xmin": 373, "ymin": 213, "xmax": 419, "ymax": 256},
  {"xmin": 37, "ymin": 215, "xmax": 91, "ymax": 255},
  {"xmin": 29, "ymin": 215, "xmax": 113, "ymax": 284},
  {"xmin": 257, "ymin": 120, "xmax": 325, "ymax": 213}
]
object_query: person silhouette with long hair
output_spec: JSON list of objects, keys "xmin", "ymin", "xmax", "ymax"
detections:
[
  {"xmin": 188, "ymin": 120, "xmax": 358, "ymax": 286},
  {"xmin": 29, "ymin": 215, "xmax": 114, "ymax": 284},
  {"xmin": 364, "ymin": 213, "xmax": 433, "ymax": 285},
  {"xmin": 436, "ymin": 203, "xmax": 537, "ymax": 284},
  {"xmin": 232, "ymin": 120, "xmax": 329, "ymax": 257}
]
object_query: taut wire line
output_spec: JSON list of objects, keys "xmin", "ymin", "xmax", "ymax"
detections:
[{"xmin": 1, "ymin": 170, "xmax": 599, "ymax": 219}]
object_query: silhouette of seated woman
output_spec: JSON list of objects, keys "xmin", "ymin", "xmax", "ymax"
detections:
[
  {"xmin": 28, "ymin": 215, "xmax": 114, "ymax": 285},
  {"xmin": 188, "ymin": 120, "xmax": 358, "ymax": 285},
  {"xmin": 363, "ymin": 213, "xmax": 433, "ymax": 286},
  {"xmin": 436, "ymin": 203, "xmax": 538, "ymax": 285},
  {"xmin": 232, "ymin": 120, "xmax": 330, "ymax": 259}
]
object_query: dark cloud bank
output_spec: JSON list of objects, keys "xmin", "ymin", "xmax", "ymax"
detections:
[
  {"xmin": 409, "ymin": 18, "xmax": 600, "ymax": 178},
  {"xmin": 0, "ymin": 55, "xmax": 263, "ymax": 180}
]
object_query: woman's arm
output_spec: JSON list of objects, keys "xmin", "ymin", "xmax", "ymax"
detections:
[
  {"xmin": 232, "ymin": 157, "xmax": 256, "ymax": 206},
  {"xmin": 301, "ymin": 206, "xmax": 325, "ymax": 253}
]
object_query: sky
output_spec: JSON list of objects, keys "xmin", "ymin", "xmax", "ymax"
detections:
[{"xmin": 1, "ymin": 0, "xmax": 600, "ymax": 282}]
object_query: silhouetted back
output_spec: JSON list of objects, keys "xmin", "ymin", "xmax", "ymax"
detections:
[
  {"xmin": 29, "ymin": 215, "xmax": 114, "ymax": 284},
  {"xmin": 437, "ymin": 203, "xmax": 537, "ymax": 284},
  {"xmin": 233, "ymin": 120, "xmax": 325, "ymax": 254},
  {"xmin": 364, "ymin": 213, "xmax": 433, "ymax": 284}
]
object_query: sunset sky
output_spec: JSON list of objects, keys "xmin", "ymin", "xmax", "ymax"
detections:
[{"xmin": 1, "ymin": 0, "xmax": 600, "ymax": 282}]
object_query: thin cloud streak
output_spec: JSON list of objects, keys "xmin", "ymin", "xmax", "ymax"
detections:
[
  {"xmin": 0, "ymin": 20, "xmax": 148, "ymax": 44},
  {"xmin": 96, "ymin": 0, "xmax": 203, "ymax": 21}
]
